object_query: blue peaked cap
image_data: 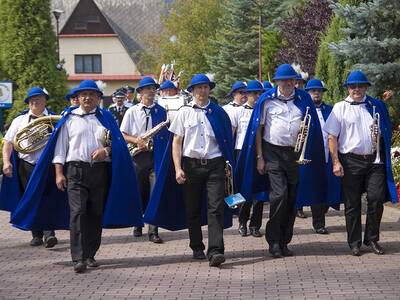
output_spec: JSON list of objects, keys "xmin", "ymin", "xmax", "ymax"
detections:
[
  {"xmin": 228, "ymin": 81, "xmax": 247, "ymax": 96},
  {"xmin": 273, "ymin": 64, "xmax": 298, "ymax": 80},
  {"xmin": 245, "ymin": 80, "xmax": 265, "ymax": 93},
  {"xmin": 159, "ymin": 80, "xmax": 177, "ymax": 91},
  {"xmin": 24, "ymin": 87, "xmax": 49, "ymax": 104},
  {"xmin": 305, "ymin": 79, "xmax": 327, "ymax": 91},
  {"xmin": 73, "ymin": 80, "xmax": 103, "ymax": 96},
  {"xmin": 343, "ymin": 70, "xmax": 371, "ymax": 87},
  {"xmin": 137, "ymin": 77, "xmax": 160, "ymax": 92},
  {"xmin": 186, "ymin": 74, "xmax": 216, "ymax": 92},
  {"xmin": 262, "ymin": 81, "xmax": 273, "ymax": 89}
]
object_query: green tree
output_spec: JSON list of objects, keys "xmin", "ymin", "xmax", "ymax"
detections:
[
  {"xmin": 329, "ymin": 0, "xmax": 400, "ymax": 124},
  {"xmin": 0, "ymin": 0, "xmax": 67, "ymax": 124},
  {"xmin": 314, "ymin": 0, "xmax": 366, "ymax": 104}
]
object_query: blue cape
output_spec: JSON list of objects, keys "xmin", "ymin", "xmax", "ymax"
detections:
[
  {"xmin": 364, "ymin": 96, "xmax": 397, "ymax": 203},
  {"xmin": 318, "ymin": 103, "xmax": 341, "ymax": 208},
  {"xmin": 10, "ymin": 106, "xmax": 144, "ymax": 230},
  {"xmin": 0, "ymin": 108, "xmax": 56, "ymax": 213},
  {"xmin": 144, "ymin": 101, "xmax": 234, "ymax": 231},
  {"xmin": 150, "ymin": 103, "xmax": 170, "ymax": 176},
  {"xmin": 235, "ymin": 87, "xmax": 328, "ymax": 208}
]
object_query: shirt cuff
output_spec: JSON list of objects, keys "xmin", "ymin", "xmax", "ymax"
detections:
[{"xmin": 52, "ymin": 156, "xmax": 66, "ymax": 165}]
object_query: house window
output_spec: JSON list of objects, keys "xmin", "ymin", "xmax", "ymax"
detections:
[
  {"xmin": 87, "ymin": 15, "xmax": 100, "ymax": 23},
  {"xmin": 74, "ymin": 22, "xmax": 87, "ymax": 30},
  {"xmin": 75, "ymin": 55, "xmax": 102, "ymax": 73}
]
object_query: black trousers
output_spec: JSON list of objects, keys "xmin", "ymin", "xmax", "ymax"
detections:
[
  {"xmin": 339, "ymin": 153, "xmax": 385, "ymax": 248},
  {"xmin": 18, "ymin": 159, "xmax": 55, "ymax": 239},
  {"xmin": 263, "ymin": 142, "xmax": 299, "ymax": 246},
  {"xmin": 132, "ymin": 152, "xmax": 157, "ymax": 235},
  {"xmin": 311, "ymin": 204, "xmax": 328, "ymax": 230},
  {"xmin": 66, "ymin": 161, "xmax": 110, "ymax": 262},
  {"xmin": 235, "ymin": 149, "xmax": 264, "ymax": 229},
  {"xmin": 182, "ymin": 157, "xmax": 225, "ymax": 258}
]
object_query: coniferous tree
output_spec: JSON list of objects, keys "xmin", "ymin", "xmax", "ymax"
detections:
[
  {"xmin": 329, "ymin": 0, "xmax": 400, "ymax": 124},
  {"xmin": 0, "ymin": 0, "xmax": 67, "ymax": 124}
]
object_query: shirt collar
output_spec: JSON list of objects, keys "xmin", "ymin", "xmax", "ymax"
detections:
[
  {"xmin": 277, "ymin": 88, "xmax": 295, "ymax": 100},
  {"xmin": 345, "ymin": 95, "xmax": 367, "ymax": 104},
  {"xmin": 190, "ymin": 100, "xmax": 210, "ymax": 109},
  {"xmin": 28, "ymin": 108, "xmax": 48, "ymax": 117},
  {"xmin": 138, "ymin": 102, "xmax": 155, "ymax": 109},
  {"xmin": 74, "ymin": 107, "xmax": 97, "ymax": 115}
]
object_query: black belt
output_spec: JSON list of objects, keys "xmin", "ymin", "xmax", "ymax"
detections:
[
  {"xmin": 263, "ymin": 141, "xmax": 295, "ymax": 151},
  {"xmin": 183, "ymin": 156, "xmax": 224, "ymax": 166},
  {"xmin": 340, "ymin": 152, "xmax": 376, "ymax": 161},
  {"xmin": 20, "ymin": 159, "xmax": 36, "ymax": 167},
  {"xmin": 67, "ymin": 161, "xmax": 110, "ymax": 168}
]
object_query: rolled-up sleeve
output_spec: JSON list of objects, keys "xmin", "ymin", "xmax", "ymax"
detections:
[
  {"xmin": 3, "ymin": 118, "xmax": 20, "ymax": 143},
  {"xmin": 52, "ymin": 124, "xmax": 68, "ymax": 165},
  {"xmin": 169, "ymin": 109, "xmax": 185, "ymax": 137}
]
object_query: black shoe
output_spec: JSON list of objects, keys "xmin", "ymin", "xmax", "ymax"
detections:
[
  {"xmin": 351, "ymin": 246, "xmax": 361, "ymax": 256},
  {"xmin": 209, "ymin": 254, "xmax": 225, "ymax": 267},
  {"xmin": 364, "ymin": 241, "xmax": 384, "ymax": 255},
  {"xmin": 249, "ymin": 228, "xmax": 262, "ymax": 238},
  {"xmin": 280, "ymin": 244, "xmax": 293, "ymax": 257},
  {"xmin": 149, "ymin": 234, "xmax": 163, "ymax": 244},
  {"xmin": 192, "ymin": 250, "xmax": 206, "ymax": 260},
  {"xmin": 296, "ymin": 210, "xmax": 307, "ymax": 218},
  {"xmin": 238, "ymin": 223, "xmax": 247, "ymax": 237},
  {"xmin": 30, "ymin": 237, "xmax": 43, "ymax": 247},
  {"xmin": 73, "ymin": 261, "xmax": 87, "ymax": 273},
  {"xmin": 86, "ymin": 257, "xmax": 99, "ymax": 267},
  {"xmin": 315, "ymin": 227, "xmax": 329, "ymax": 235},
  {"xmin": 268, "ymin": 243, "xmax": 282, "ymax": 258},
  {"xmin": 44, "ymin": 236, "xmax": 58, "ymax": 248},
  {"xmin": 133, "ymin": 227, "xmax": 142, "ymax": 237}
]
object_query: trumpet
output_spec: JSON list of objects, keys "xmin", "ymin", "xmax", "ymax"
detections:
[
  {"xmin": 371, "ymin": 106, "xmax": 383, "ymax": 164},
  {"xmin": 128, "ymin": 120, "xmax": 170, "ymax": 157},
  {"xmin": 13, "ymin": 115, "xmax": 62, "ymax": 154},
  {"xmin": 294, "ymin": 106, "xmax": 311, "ymax": 165}
]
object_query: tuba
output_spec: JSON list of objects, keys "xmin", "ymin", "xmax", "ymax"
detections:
[
  {"xmin": 128, "ymin": 120, "xmax": 170, "ymax": 157},
  {"xmin": 371, "ymin": 106, "xmax": 383, "ymax": 164},
  {"xmin": 13, "ymin": 115, "xmax": 62, "ymax": 154},
  {"xmin": 294, "ymin": 106, "xmax": 311, "ymax": 165}
]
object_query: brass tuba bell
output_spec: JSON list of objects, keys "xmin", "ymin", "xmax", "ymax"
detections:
[{"xmin": 13, "ymin": 115, "xmax": 62, "ymax": 154}]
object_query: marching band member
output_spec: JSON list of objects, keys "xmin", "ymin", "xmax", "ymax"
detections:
[
  {"xmin": 159, "ymin": 80, "xmax": 179, "ymax": 97},
  {"xmin": 65, "ymin": 87, "xmax": 79, "ymax": 107},
  {"xmin": 144, "ymin": 74, "xmax": 234, "ymax": 267},
  {"xmin": 236, "ymin": 64, "xmax": 326, "ymax": 258},
  {"xmin": 222, "ymin": 81, "xmax": 247, "ymax": 130},
  {"xmin": 236, "ymin": 80, "xmax": 265, "ymax": 238},
  {"xmin": 10, "ymin": 80, "xmax": 143, "ymax": 273},
  {"xmin": 123, "ymin": 86, "xmax": 136, "ymax": 108},
  {"xmin": 108, "ymin": 90, "xmax": 129, "ymax": 126},
  {"xmin": 0, "ymin": 87, "xmax": 58, "ymax": 248},
  {"xmin": 305, "ymin": 79, "xmax": 341, "ymax": 234},
  {"xmin": 324, "ymin": 71, "xmax": 397, "ymax": 256},
  {"xmin": 120, "ymin": 77, "xmax": 168, "ymax": 244}
]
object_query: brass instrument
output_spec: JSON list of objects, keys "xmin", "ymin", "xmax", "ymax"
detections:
[
  {"xmin": 224, "ymin": 161, "xmax": 246, "ymax": 209},
  {"xmin": 128, "ymin": 120, "xmax": 170, "ymax": 157},
  {"xmin": 371, "ymin": 106, "xmax": 383, "ymax": 164},
  {"xmin": 13, "ymin": 115, "xmax": 62, "ymax": 154},
  {"xmin": 294, "ymin": 106, "xmax": 311, "ymax": 165}
]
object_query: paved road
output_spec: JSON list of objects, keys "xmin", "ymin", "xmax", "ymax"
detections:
[{"xmin": 0, "ymin": 205, "xmax": 399, "ymax": 300}]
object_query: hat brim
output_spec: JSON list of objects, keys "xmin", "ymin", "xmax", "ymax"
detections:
[
  {"xmin": 74, "ymin": 87, "xmax": 104, "ymax": 96},
  {"xmin": 272, "ymin": 75, "xmax": 298, "ymax": 81},
  {"xmin": 228, "ymin": 87, "xmax": 246, "ymax": 96},
  {"xmin": 245, "ymin": 88, "xmax": 265, "ymax": 93},
  {"xmin": 187, "ymin": 81, "xmax": 216, "ymax": 92},
  {"xmin": 137, "ymin": 83, "xmax": 160, "ymax": 92},
  {"xmin": 305, "ymin": 87, "xmax": 327, "ymax": 92},
  {"xmin": 342, "ymin": 81, "xmax": 371, "ymax": 88},
  {"xmin": 24, "ymin": 92, "xmax": 49, "ymax": 104}
]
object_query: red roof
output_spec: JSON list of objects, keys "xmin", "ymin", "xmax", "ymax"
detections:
[
  {"xmin": 60, "ymin": 34, "xmax": 118, "ymax": 38},
  {"xmin": 67, "ymin": 74, "xmax": 154, "ymax": 81}
]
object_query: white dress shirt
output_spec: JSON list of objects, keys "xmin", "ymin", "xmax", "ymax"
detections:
[
  {"xmin": 316, "ymin": 106, "xmax": 329, "ymax": 163},
  {"xmin": 222, "ymin": 102, "xmax": 242, "ymax": 129},
  {"xmin": 169, "ymin": 101, "xmax": 222, "ymax": 159},
  {"xmin": 120, "ymin": 102, "xmax": 155, "ymax": 136},
  {"xmin": 52, "ymin": 107, "xmax": 109, "ymax": 164},
  {"xmin": 123, "ymin": 100, "xmax": 134, "ymax": 108},
  {"xmin": 324, "ymin": 96, "xmax": 374, "ymax": 155},
  {"xmin": 235, "ymin": 104, "xmax": 253, "ymax": 150},
  {"xmin": 260, "ymin": 90, "xmax": 303, "ymax": 147},
  {"xmin": 4, "ymin": 109, "xmax": 49, "ymax": 164}
]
